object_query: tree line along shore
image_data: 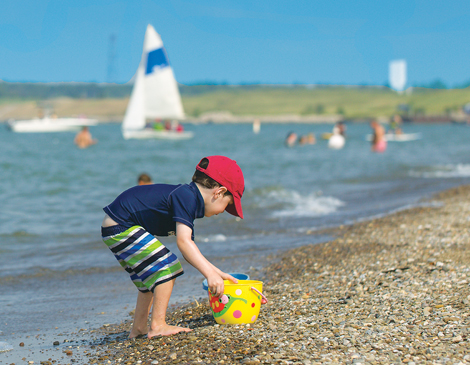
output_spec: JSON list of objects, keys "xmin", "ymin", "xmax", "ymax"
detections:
[{"xmin": 1, "ymin": 83, "xmax": 470, "ymax": 123}]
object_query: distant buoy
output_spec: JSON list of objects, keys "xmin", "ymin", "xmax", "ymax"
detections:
[
  {"xmin": 328, "ymin": 134, "xmax": 345, "ymax": 149},
  {"xmin": 328, "ymin": 126, "xmax": 345, "ymax": 149},
  {"xmin": 253, "ymin": 119, "xmax": 261, "ymax": 134}
]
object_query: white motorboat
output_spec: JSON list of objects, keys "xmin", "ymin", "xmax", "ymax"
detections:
[
  {"xmin": 123, "ymin": 128, "xmax": 194, "ymax": 140},
  {"xmin": 7, "ymin": 117, "xmax": 98, "ymax": 133},
  {"xmin": 122, "ymin": 24, "xmax": 193, "ymax": 140},
  {"xmin": 366, "ymin": 132, "xmax": 422, "ymax": 142}
]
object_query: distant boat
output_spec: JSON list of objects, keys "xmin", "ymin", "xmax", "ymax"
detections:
[
  {"xmin": 7, "ymin": 116, "xmax": 98, "ymax": 133},
  {"xmin": 122, "ymin": 24, "xmax": 193, "ymax": 140},
  {"xmin": 365, "ymin": 132, "xmax": 422, "ymax": 142}
]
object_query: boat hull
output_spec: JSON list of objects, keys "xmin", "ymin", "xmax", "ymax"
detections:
[
  {"xmin": 366, "ymin": 133, "xmax": 422, "ymax": 142},
  {"xmin": 7, "ymin": 118, "xmax": 98, "ymax": 133},
  {"xmin": 123, "ymin": 129, "xmax": 194, "ymax": 140}
]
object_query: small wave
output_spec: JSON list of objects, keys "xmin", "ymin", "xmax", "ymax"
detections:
[
  {"xmin": 0, "ymin": 230, "xmax": 38, "ymax": 238},
  {"xmin": 200, "ymin": 234, "xmax": 227, "ymax": 243},
  {"xmin": 0, "ymin": 341, "xmax": 13, "ymax": 353},
  {"xmin": 409, "ymin": 164, "xmax": 470, "ymax": 178},
  {"xmin": 256, "ymin": 189, "xmax": 345, "ymax": 218}
]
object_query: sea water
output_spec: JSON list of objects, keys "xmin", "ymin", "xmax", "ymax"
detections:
[{"xmin": 1, "ymin": 122, "xmax": 470, "ymax": 352}]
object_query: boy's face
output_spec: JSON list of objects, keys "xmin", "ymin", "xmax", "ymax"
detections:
[{"xmin": 204, "ymin": 190, "xmax": 234, "ymax": 218}]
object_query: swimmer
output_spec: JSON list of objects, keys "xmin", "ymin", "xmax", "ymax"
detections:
[
  {"xmin": 370, "ymin": 120, "xmax": 387, "ymax": 153},
  {"xmin": 138, "ymin": 173, "xmax": 153, "ymax": 185},
  {"xmin": 74, "ymin": 126, "xmax": 97, "ymax": 149},
  {"xmin": 285, "ymin": 132, "xmax": 298, "ymax": 147}
]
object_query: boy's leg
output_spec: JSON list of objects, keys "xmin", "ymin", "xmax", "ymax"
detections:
[
  {"xmin": 129, "ymin": 291, "xmax": 153, "ymax": 338},
  {"xmin": 147, "ymin": 279, "xmax": 192, "ymax": 338}
]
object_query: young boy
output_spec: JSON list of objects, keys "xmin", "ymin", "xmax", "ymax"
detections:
[{"xmin": 101, "ymin": 155, "xmax": 244, "ymax": 338}]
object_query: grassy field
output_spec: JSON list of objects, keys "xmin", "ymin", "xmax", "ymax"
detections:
[
  {"xmin": 1, "ymin": 85, "xmax": 470, "ymax": 121},
  {"xmin": 181, "ymin": 85, "xmax": 470, "ymax": 119}
]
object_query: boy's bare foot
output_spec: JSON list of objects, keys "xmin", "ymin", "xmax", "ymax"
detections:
[
  {"xmin": 129, "ymin": 328, "xmax": 148, "ymax": 339},
  {"xmin": 147, "ymin": 324, "xmax": 192, "ymax": 338}
]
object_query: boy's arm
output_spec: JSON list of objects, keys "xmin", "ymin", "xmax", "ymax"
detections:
[{"xmin": 175, "ymin": 223, "xmax": 236, "ymax": 297}]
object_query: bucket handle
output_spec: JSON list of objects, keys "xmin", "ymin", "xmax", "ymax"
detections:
[{"xmin": 251, "ymin": 287, "xmax": 268, "ymax": 304}]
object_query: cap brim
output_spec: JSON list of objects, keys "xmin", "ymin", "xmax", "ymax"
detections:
[{"xmin": 225, "ymin": 195, "xmax": 243, "ymax": 219}]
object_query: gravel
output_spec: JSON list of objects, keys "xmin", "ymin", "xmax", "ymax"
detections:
[{"xmin": 83, "ymin": 186, "xmax": 470, "ymax": 364}]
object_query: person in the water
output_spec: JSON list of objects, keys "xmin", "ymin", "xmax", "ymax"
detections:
[{"xmin": 370, "ymin": 120, "xmax": 387, "ymax": 153}]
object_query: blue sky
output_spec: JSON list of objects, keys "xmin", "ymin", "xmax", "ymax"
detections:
[{"xmin": 1, "ymin": 0, "xmax": 470, "ymax": 86}]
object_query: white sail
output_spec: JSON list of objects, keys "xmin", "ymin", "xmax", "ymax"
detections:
[
  {"xmin": 122, "ymin": 24, "xmax": 186, "ymax": 137},
  {"xmin": 122, "ymin": 64, "xmax": 146, "ymax": 131}
]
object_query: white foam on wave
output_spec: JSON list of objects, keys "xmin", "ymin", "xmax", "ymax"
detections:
[
  {"xmin": 259, "ymin": 189, "xmax": 345, "ymax": 218},
  {"xmin": 409, "ymin": 164, "xmax": 470, "ymax": 178},
  {"xmin": 0, "ymin": 341, "xmax": 13, "ymax": 353},
  {"xmin": 201, "ymin": 234, "xmax": 227, "ymax": 243}
]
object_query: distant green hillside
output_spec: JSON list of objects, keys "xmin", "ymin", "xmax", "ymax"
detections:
[
  {"xmin": 1, "ymin": 82, "xmax": 469, "ymax": 120},
  {"xmin": 180, "ymin": 85, "xmax": 470, "ymax": 119},
  {"xmin": 0, "ymin": 81, "xmax": 132, "ymax": 99}
]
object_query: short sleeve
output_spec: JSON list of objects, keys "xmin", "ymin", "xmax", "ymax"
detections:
[{"xmin": 168, "ymin": 185, "xmax": 197, "ymax": 230}]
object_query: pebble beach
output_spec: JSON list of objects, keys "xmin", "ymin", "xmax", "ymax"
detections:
[
  {"xmin": 8, "ymin": 185, "xmax": 469, "ymax": 365},
  {"xmin": 74, "ymin": 185, "xmax": 470, "ymax": 365}
]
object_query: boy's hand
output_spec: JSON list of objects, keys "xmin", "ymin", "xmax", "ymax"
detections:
[
  {"xmin": 207, "ymin": 274, "xmax": 225, "ymax": 298},
  {"xmin": 208, "ymin": 272, "xmax": 239, "ymax": 297},
  {"xmin": 221, "ymin": 272, "xmax": 239, "ymax": 284}
]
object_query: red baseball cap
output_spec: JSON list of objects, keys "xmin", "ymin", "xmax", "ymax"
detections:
[{"xmin": 196, "ymin": 155, "xmax": 245, "ymax": 219}]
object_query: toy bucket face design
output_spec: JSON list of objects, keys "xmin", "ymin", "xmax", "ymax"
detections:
[{"xmin": 208, "ymin": 280, "xmax": 265, "ymax": 324}]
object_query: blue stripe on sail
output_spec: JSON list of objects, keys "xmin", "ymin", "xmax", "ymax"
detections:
[{"xmin": 146, "ymin": 48, "xmax": 169, "ymax": 75}]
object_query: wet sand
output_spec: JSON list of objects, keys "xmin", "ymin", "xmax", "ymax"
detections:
[{"xmin": 4, "ymin": 185, "xmax": 470, "ymax": 364}]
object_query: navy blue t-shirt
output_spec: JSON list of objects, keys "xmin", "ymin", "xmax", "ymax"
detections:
[{"xmin": 103, "ymin": 182, "xmax": 205, "ymax": 240}]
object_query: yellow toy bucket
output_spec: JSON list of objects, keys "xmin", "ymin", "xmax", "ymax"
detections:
[{"xmin": 208, "ymin": 280, "xmax": 267, "ymax": 324}]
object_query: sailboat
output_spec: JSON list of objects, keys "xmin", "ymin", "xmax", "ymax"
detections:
[{"xmin": 122, "ymin": 25, "xmax": 193, "ymax": 140}]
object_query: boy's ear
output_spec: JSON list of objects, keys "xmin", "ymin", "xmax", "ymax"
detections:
[{"xmin": 215, "ymin": 186, "xmax": 227, "ymax": 196}]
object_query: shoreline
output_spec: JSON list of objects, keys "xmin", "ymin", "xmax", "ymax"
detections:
[{"xmin": 84, "ymin": 185, "xmax": 470, "ymax": 364}]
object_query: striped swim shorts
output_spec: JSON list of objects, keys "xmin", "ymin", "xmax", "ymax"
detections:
[{"xmin": 101, "ymin": 225, "xmax": 184, "ymax": 293}]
